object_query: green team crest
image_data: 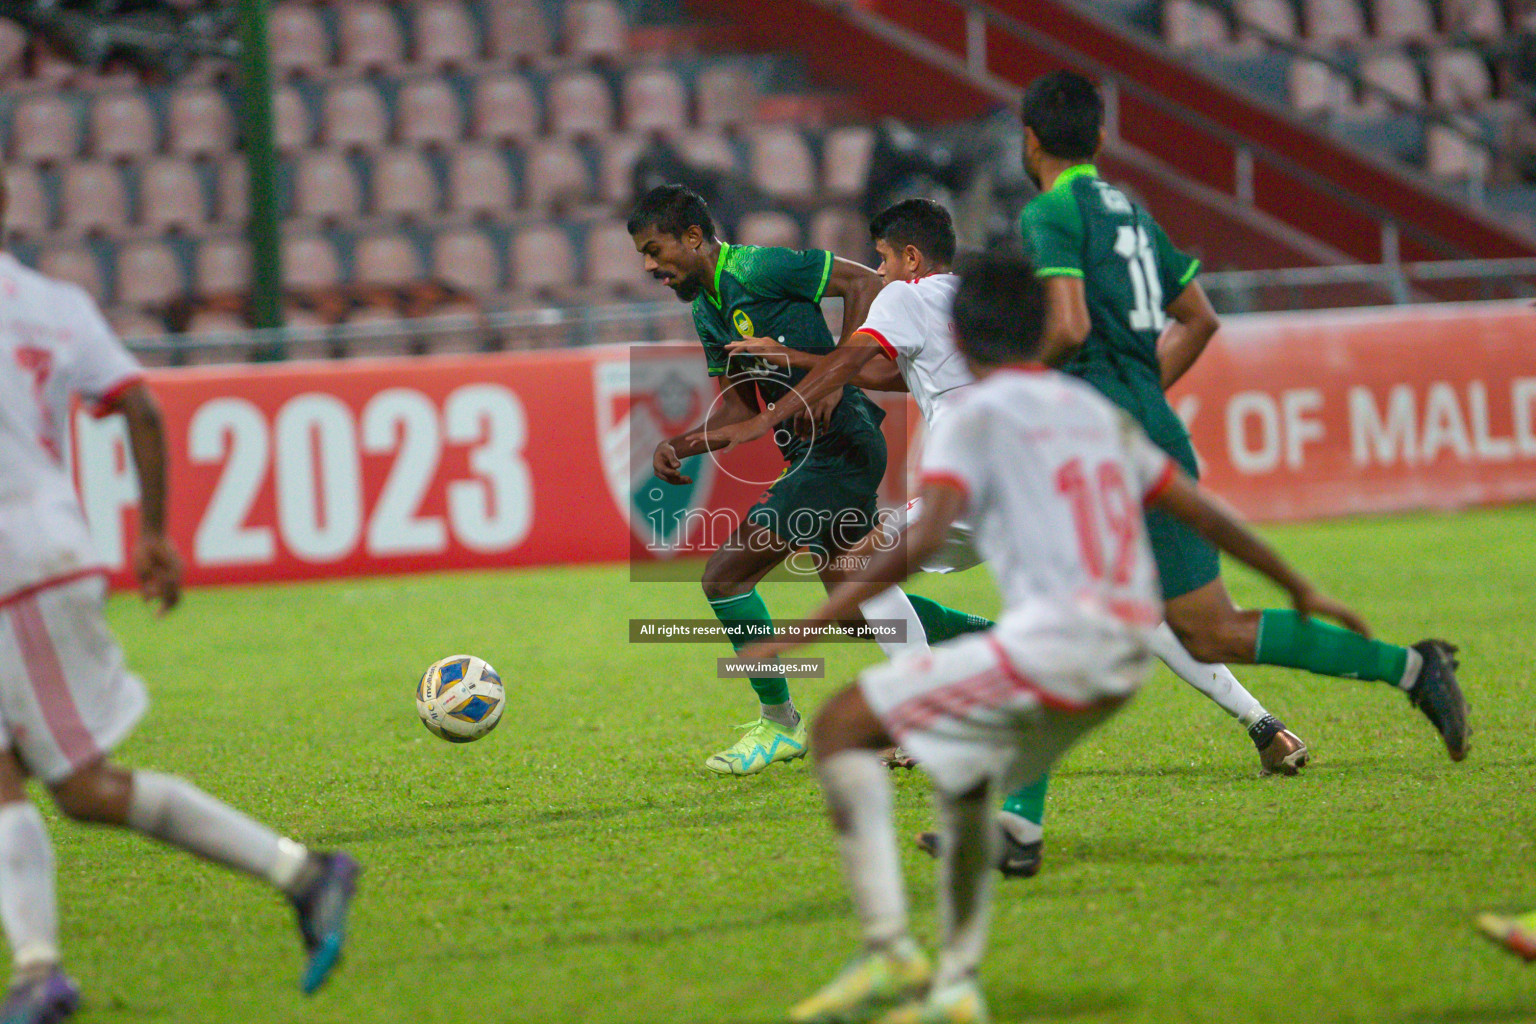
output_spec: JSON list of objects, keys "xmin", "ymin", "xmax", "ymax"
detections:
[{"xmin": 731, "ymin": 309, "xmax": 754, "ymax": 337}]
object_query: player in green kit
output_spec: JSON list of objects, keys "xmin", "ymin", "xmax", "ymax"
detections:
[
  {"xmin": 1016, "ymin": 70, "xmax": 1469, "ymax": 767},
  {"xmin": 629, "ymin": 185, "xmax": 977, "ymax": 776}
]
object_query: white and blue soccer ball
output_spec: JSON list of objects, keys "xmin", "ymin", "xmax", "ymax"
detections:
[{"xmin": 416, "ymin": 654, "xmax": 505, "ymax": 743}]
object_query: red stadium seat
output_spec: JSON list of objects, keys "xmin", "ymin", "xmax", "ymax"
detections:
[
  {"xmin": 1289, "ymin": 57, "xmax": 1356, "ymax": 114},
  {"xmin": 622, "ymin": 66, "xmax": 689, "ymax": 134},
  {"xmin": 522, "ymin": 139, "xmax": 592, "ymax": 213},
  {"xmin": 186, "ymin": 308, "xmax": 250, "ymax": 335},
  {"xmin": 337, "ymin": 2, "xmax": 405, "ymax": 73},
  {"xmin": 547, "ymin": 70, "xmax": 615, "ymax": 139},
  {"xmin": 372, "ymin": 150, "xmax": 440, "ymax": 220},
  {"xmin": 38, "ymin": 245, "xmax": 105, "ymax": 302},
  {"xmin": 12, "ymin": 95, "xmax": 80, "ymax": 165},
  {"xmin": 563, "ymin": 0, "xmax": 626, "ymax": 62},
  {"xmin": 431, "ymin": 227, "xmax": 502, "ymax": 295},
  {"xmin": 89, "ymin": 92, "xmax": 158, "ymax": 162},
  {"xmin": 396, "ymin": 78, "xmax": 464, "ymax": 148},
  {"xmin": 322, "ymin": 80, "xmax": 390, "ymax": 151},
  {"xmin": 294, "ymin": 151, "xmax": 363, "ymax": 223},
  {"xmin": 597, "ymin": 133, "xmax": 646, "ymax": 204},
  {"xmin": 447, "ymin": 145, "xmax": 515, "ymax": 219},
  {"xmin": 1302, "ymin": 0, "xmax": 1369, "ymax": 43},
  {"xmin": 274, "ymin": 85, "xmax": 313, "ymax": 155},
  {"xmin": 583, "ymin": 219, "xmax": 644, "ymax": 296},
  {"xmin": 412, "ymin": 0, "xmax": 480, "ymax": 69},
  {"xmin": 167, "ymin": 86, "xmax": 234, "ymax": 159},
  {"xmin": 355, "ymin": 232, "xmax": 424, "ymax": 288},
  {"xmin": 140, "ymin": 158, "xmax": 208, "ymax": 233},
  {"xmin": 1359, "ymin": 52, "xmax": 1425, "ymax": 110},
  {"xmin": 696, "ymin": 65, "xmax": 758, "ymax": 129},
  {"xmin": 116, "ymin": 241, "xmax": 185, "ymax": 310},
  {"xmin": 810, "ymin": 208, "xmax": 867, "ymax": 263},
  {"xmin": 1442, "ymin": 0, "xmax": 1503, "ymax": 40},
  {"xmin": 738, "ymin": 211, "xmax": 802, "ymax": 250},
  {"xmin": 1164, "ymin": 0, "xmax": 1231, "ymax": 48},
  {"xmin": 60, "ymin": 162, "xmax": 128, "ymax": 237},
  {"xmin": 822, "ymin": 126, "xmax": 876, "ymax": 200},
  {"xmin": 677, "ymin": 130, "xmax": 740, "ymax": 174},
  {"xmin": 281, "ymin": 233, "xmax": 343, "ymax": 291},
  {"xmin": 3, "ymin": 166, "xmax": 49, "ymax": 240},
  {"xmin": 1236, "ymin": 0, "xmax": 1298, "ymax": 41},
  {"xmin": 194, "ymin": 237, "xmax": 252, "ymax": 295},
  {"xmin": 1426, "ymin": 122, "xmax": 1489, "ymax": 180},
  {"xmin": 510, "ymin": 224, "xmax": 576, "ymax": 298},
  {"xmin": 1373, "ymin": 0, "xmax": 1437, "ymax": 42},
  {"xmin": 749, "ymin": 127, "xmax": 816, "ymax": 202},
  {"xmin": 471, "ymin": 73, "xmax": 540, "ymax": 144},
  {"xmin": 484, "ymin": 1, "xmax": 551, "ymax": 65},
  {"xmin": 217, "ymin": 158, "xmax": 248, "ymax": 225},
  {"xmin": 106, "ymin": 309, "xmax": 167, "ymax": 348},
  {"xmin": 268, "ymin": 2, "xmax": 330, "ymax": 79},
  {"xmin": 0, "ymin": 19, "xmax": 27, "ymax": 86},
  {"xmin": 1429, "ymin": 48, "xmax": 1492, "ymax": 108}
]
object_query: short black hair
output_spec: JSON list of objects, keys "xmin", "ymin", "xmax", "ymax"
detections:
[
  {"xmin": 1020, "ymin": 71, "xmax": 1102, "ymax": 162},
  {"xmin": 951, "ymin": 251, "xmax": 1045, "ymax": 366},
  {"xmin": 869, "ymin": 199, "xmax": 956, "ymax": 265},
  {"xmin": 626, "ymin": 184, "xmax": 716, "ymax": 240}
]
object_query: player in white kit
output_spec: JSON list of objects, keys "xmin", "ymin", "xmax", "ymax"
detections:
[
  {"xmin": 0, "ymin": 226, "xmax": 358, "ymax": 1022},
  {"xmin": 740, "ymin": 253, "xmax": 1383, "ymax": 1024}
]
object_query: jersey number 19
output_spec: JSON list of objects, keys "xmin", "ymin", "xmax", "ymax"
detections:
[{"xmin": 1113, "ymin": 225, "xmax": 1166, "ymax": 333}]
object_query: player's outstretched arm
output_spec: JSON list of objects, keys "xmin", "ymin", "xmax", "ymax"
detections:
[
  {"xmin": 724, "ymin": 335, "xmax": 907, "ymax": 391},
  {"xmin": 111, "ymin": 382, "xmax": 183, "ymax": 615},
  {"xmin": 1149, "ymin": 470, "xmax": 1370, "ymax": 636},
  {"xmin": 1039, "ymin": 276, "xmax": 1091, "ymax": 367},
  {"xmin": 1157, "ymin": 279, "xmax": 1220, "ymax": 390},
  {"xmin": 657, "ymin": 371, "xmax": 763, "ymax": 482}
]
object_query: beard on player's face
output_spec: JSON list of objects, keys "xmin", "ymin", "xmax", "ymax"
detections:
[{"xmin": 655, "ymin": 266, "xmax": 705, "ymax": 301}]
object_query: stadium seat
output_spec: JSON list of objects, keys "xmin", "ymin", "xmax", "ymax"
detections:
[
  {"xmin": 1426, "ymin": 122, "xmax": 1489, "ymax": 180},
  {"xmin": 396, "ymin": 78, "xmax": 464, "ymax": 149},
  {"xmin": 563, "ymin": 0, "xmax": 626, "ymax": 62},
  {"xmin": 294, "ymin": 151, "xmax": 363, "ymax": 223},
  {"xmin": 372, "ymin": 150, "xmax": 440, "ymax": 220},
  {"xmin": 337, "ymin": 2, "xmax": 406, "ymax": 73},
  {"xmin": 217, "ymin": 158, "xmax": 248, "ymax": 225},
  {"xmin": 677, "ymin": 131, "xmax": 741, "ymax": 174},
  {"xmin": 60, "ymin": 163, "xmax": 128, "ymax": 238},
  {"xmin": 1289, "ymin": 57, "xmax": 1356, "ymax": 114},
  {"xmin": 116, "ymin": 241, "xmax": 185, "ymax": 310},
  {"xmin": 412, "ymin": 0, "xmax": 480, "ymax": 69},
  {"xmin": 510, "ymin": 224, "xmax": 576, "ymax": 298},
  {"xmin": 29, "ymin": 40, "xmax": 79, "ymax": 90},
  {"xmin": 1359, "ymin": 53, "xmax": 1425, "ymax": 110},
  {"xmin": 268, "ymin": 2, "xmax": 331, "ymax": 79},
  {"xmin": 431, "ymin": 227, "xmax": 502, "ymax": 295},
  {"xmin": 194, "ymin": 237, "xmax": 251, "ymax": 295},
  {"xmin": 89, "ymin": 92, "xmax": 159, "ymax": 162},
  {"xmin": 354, "ymin": 232, "xmax": 424, "ymax": 287},
  {"xmin": 810, "ymin": 207, "xmax": 867, "ymax": 262},
  {"xmin": 597, "ymin": 133, "xmax": 646, "ymax": 204},
  {"xmin": 547, "ymin": 70, "xmax": 615, "ymax": 139},
  {"xmin": 738, "ymin": 211, "xmax": 802, "ymax": 250},
  {"xmin": 471, "ymin": 73, "xmax": 540, "ymax": 144},
  {"xmin": 322, "ymin": 80, "xmax": 390, "ymax": 152},
  {"xmin": 1163, "ymin": 0, "xmax": 1231, "ymax": 48},
  {"xmin": 0, "ymin": 19, "xmax": 26, "ymax": 86},
  {"xmin": 697, "ymin": 65, "xmax": 758, "ymax": 129},
  {"xmin": 1442, "ymin": 0, "xmax": 1503, "ymax": 40},
  {"xmin": 106, "ymin": 308, "xmax": 167, "ymax": 347},
  {"xmin": 622, "ymin": 66, "xmax": 689, "ymax": 135},
  {"xmin": 1302, "ymin": 0, "xmax": 1368, "ymax": 44},
  {"xmin": 822, "ymin": 126, "xmax": 876, "ymax": 200},
  {"xmin": 584, "ymin": 219, "xmax": 641, "ymax": 294},
  {"xmin": 1428, "ymin": 48, "xmax": 1492, "ymax": 109},
  {"xmin": 484, "ymin": 1, "xmax": 551, "ymax": 65},
  {"xmin": 140, "ymin": 158, "xmax": 209, "ymax": 234},
  {"xmin": 749, "ymin": 127, "xmax": 816, "ymax": 202},
  {"xmin": 38, "ymin": 245, "xmax": 105, "ymax": 302},
  {"xmin": 168, "ymin": 86, "xmax": 235, "ymax": 159},
  {"xmin": 3, "ymin": 166, "xmax": 49, "ymax": 240},
  {"xmin": 1236, "ymin": 0, "xmax": 1298, "ymax": 40},
  {"xmin": 12, "ymin": 95, "xmax": 80, "ymax": 165},
  {"xmin": 522, "ymin": 139, "xmax": 592, "ymax": 212},
  {"xmin": 275, "ymin": 85, "xmax": 314, "ymax": 155},
  {"xmin": 447, "ymin": 146, "xmax": 515, "ymax": 219},
  {"xmin": 186, "ymin": 308, "xmax": 250, "ymax": 336},
  {"xmin": 281, "ymin": 233, "xmax": 343, "ymax": 291},
  {"xmin": 1373, "ymin": 0, "xmax": 1437, "ymax": 42}
]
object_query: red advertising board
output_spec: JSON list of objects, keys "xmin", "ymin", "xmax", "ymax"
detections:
[{"xmin": 74, "ymin": 301, "xmax": 1536, "ymax": 589}]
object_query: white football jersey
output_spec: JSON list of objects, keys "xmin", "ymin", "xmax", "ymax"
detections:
[
  {"xmin": 920, "ymin": 368, "xmax": 1173, "ymax": 624},
  {"xmin": 857, "ymin": 273, "xmax": 972, "ymax": 426},
  {"xmin": 0, "ymin": 253, "xmax": 141, "ymax": 599}
]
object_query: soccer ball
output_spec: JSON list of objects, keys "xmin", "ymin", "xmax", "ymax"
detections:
[{"xmin": 416, "ymin": 654, "xmax": 505, "ymax": 743}]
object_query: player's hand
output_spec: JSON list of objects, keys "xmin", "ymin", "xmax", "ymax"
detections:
[
  {"xmin": 1291, "ymin": 584, "xmax": 1371, "ymax": 637},
  {"xmin": 652, "ymin": 440, "xmax": 692, "ymax": 485},
  {"xmin": 792, "ymin": 388, "xmax": 842, "ymax": 436},
  {"xmin": 724, "ymin": 336, "xmax": 791, "ymax": 359},
  {"xmin": 133, "ymin": 533, "xmax": 183, "ymax": 617}
]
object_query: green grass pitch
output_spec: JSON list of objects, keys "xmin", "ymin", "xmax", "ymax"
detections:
[{"xmin": 41, "ymin": 505, "xmax": 1536, "ymax": 1023}]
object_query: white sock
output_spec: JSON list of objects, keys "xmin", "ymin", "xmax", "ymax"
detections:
[
  {"xmin": 127, "ymin": 772, "xmax": 311, "ymax": 895},
  {"xmin": 1149, "ymin": 622, "xmax": 1265, "ymax": 725},
  {"xmin": 0, "ymin": 802, "xmax": 58, "ymax": 973},
  {"xmin": 760, "ymin": 700, "xmax": 800, "ymax": 729},
  {"xmin": 997, "ymin": 809, "xmax": 1042, "ymax": 846},
  {"xmin": 1398, "ymin": 647, "xmax": 1424, "ymax": 691},
  {"xmin": 933, "ymin": 788, "xmax": 996, "ymax": 989},
  {"xmin": 818, "ymin": 750, "xmax": 908, "ymax": 947},
  {"xmin": 858, "ymin": 587, "xmax": 931, "ymax": 659}
]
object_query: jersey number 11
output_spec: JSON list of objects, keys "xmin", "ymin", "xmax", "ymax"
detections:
[{"xmin": 1113, "ymin": 225, "xmax": 1167, "ymax": 333}]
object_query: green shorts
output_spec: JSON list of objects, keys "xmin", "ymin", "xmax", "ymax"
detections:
[
  {"xmin": 1144, "ymin": 425, "xmax": 1220, "ymax": 601},
  {"xmin": 746, "ymin": 432, "xmax": 886, "ymax": 557}
]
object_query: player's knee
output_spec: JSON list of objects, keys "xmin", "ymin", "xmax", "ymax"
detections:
[
  {"xmin": 699, "ymin": 575, "xmax": 748, "ymax": 603},
  {"xmin": 49, "ymin": 762, "xmax": 130, "ymax": 824}
]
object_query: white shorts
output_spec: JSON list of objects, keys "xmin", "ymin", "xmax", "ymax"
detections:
[
  {"xmin": 857, "ymin": 603, "xmax": 1152, "ymax": 795},
  {"xmin": 0, "ymin": 574, "xmax": 148, "ymax": 784},
  {"xmin": 891, "ymin": 495, "xmax": 981, "ymax": 575}
]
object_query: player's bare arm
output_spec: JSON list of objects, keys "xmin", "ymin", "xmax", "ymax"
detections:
[
  {"xmin": 1038, "ymin": 275, "xmax": 1091, "ymax": 367},
  {"xmin": 653, "ymin": 370, "xmax": 762, "ymax": 483},
  {"xmin": 1149, "ymin": 469, "xmax": 1369, "ymax": 636},
  {"xmin": 109, "ymin": 382, "xmax": 182, "ymax": 615},
  {"xmin": 724, "ymin": 335, "xmax": 908, "ymax": 391},
  {"xmin": 824, "ymin": 257, "xmax": 884, "ymax": 345},
  {"xmin": 1157, "ymin": 279, "xmax": 1221, "ymax": 390}
]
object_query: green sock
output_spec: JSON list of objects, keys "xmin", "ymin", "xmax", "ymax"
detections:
[
  {"xmin": 1255, "ymin": 610, "xmax": 1410, "ymax": 685},
  {"xmin": 1002, "ymin": 773, "xmax": 1049, "ymax": 829},
  {"xmin": 907, "ymin": 594, "xmax": 993, "ymax": 642},
  {"xmin": 708, "ymin": 589, "xmax": 791, "ymax": 706}
]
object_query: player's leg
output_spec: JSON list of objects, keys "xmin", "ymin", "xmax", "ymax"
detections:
[
  {"xmin": 1163, "ymin": 575, "xmax": 1469, "ymax": 760},
  {"xmin": 0, "ymin": 748, "xmax": 76, "ymax": 1024},
  {"xmin": 1477, "ymin": 910, "xmax": 1536, "ymax": 961}
]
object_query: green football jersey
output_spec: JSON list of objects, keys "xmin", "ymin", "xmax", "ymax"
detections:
[
  {"xmin": 1020, "ymin": 164, "xmax": 1200, "ymax": 449},
  {"xmin": 691, "ymin": 241, "xmax": 884, "ymax": 460}
]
